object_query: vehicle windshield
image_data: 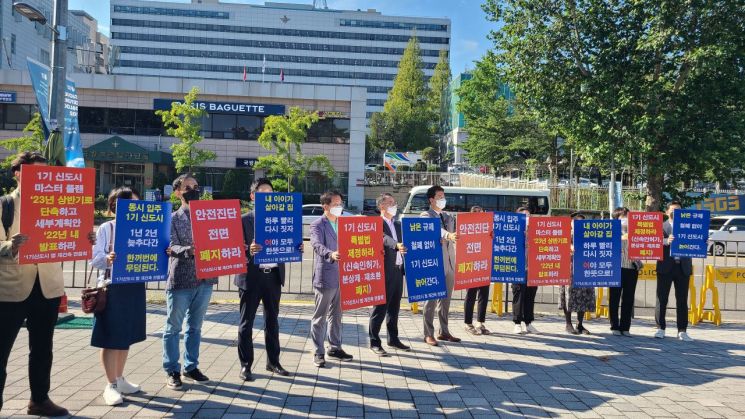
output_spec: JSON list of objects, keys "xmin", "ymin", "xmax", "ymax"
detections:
[{"xmin": 709, "ymin": 218, "xmax": 727, "ymax": 231}]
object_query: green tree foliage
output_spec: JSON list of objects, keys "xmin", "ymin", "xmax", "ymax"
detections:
[
  {"xmin": 368, "ymin": 36, "xmax": 433, "ymax": 152},
  {"xmin": 483, "ymin": 0, "xmax": 745, "ymax": 210},
  {"xmin": 421, "ymin": 146, "xmax": 438, "ymax": 164},
  {"xmin": 0, "ymin": 112, "xmax": 45, "ymax": 168},
  {"xmin": 156, "ymin": 87, "xmax": 217, "ymax": 173},
  {"xmin": 255, "ymin": 107, "xmax": 335, "ymax": 192},
  {"xmin": 457, "ymin": 53, "xmax": 555, "ymax": 174},
  {"xmin": 428, "ymin": 49, "xmax": 452, "ymax": 136}
]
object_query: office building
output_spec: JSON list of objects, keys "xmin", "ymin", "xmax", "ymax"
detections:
[{"xmin": 110, "ymin": 0, "xmax": 451, "ymax": 121}]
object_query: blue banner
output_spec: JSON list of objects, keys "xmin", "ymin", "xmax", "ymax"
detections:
[
  {"xmin": 491, "ymin": 211, "xmax": 526, "ymax": 284},
  {"xmin": 112, "ymin": 199, "xmax": 172, "ymax": 283},
  {"xmin": 671, "ymin": 209, "xmax": 711, "ymax": 258},
  {"xmin": 572, "ymin": 220, "xmax": 622, "ymax": 288},
  {"xmin": 254, "ymin": 192, "xmax": 302, "ymax": 264},
  {"xmin": 26, "ymin": 58, "xmax": 85, "ymax": 167},
  {"xmin": 402, "ymin": 218, "xmax": 447, "ymax": 303}
]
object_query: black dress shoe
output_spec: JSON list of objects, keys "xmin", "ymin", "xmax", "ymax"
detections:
[
  {"xmin": 239, "ymin": 366, "xmax": 254, "ymax": 381},
  {"xmin": 266, "ymin": 364, "xmax": 291, "ymax": 376},
  {"xmin": 27, "ymin": 399, "xmax": 69, "ymax": 417},
  {"xmin": 387, "ymin": 341, "xmax": 411, "ymax": 351}
]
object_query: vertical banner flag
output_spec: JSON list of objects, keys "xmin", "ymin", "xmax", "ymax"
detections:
[
  {"xmin": 670, "ymin": 209, "xmax": 711, "ymax": 258},
  {"xmin": 112, "ymin": 199, "xmax": 172, "ymax": 283},
  {"xmin": 454, "ymin": 212, "xmax": 493, "ymax": 290},
  {"xmin": 26, "ymin": 58, "xmax": 85, "ymax": 167},
  {"xmin": 572, "ymin": 219, "xmax": 622, "ymax": 287},
  {"xmin": 402, "ymin": 218, "xmax": 448, "ymax": 303},
  {"xmin": 338, "ymin": 216, "xmax": 386, "ymax": 310},
  {"xmin": 491, "ymin": 211, "xmax": 527, "ymax": 284},
  {"xmin": 19, "ymin": 165, "xmax": 95, "ymax": 264},
  {"xmin": 627, "ymin": 212, "xmax": 664, "ymax": 260},
  {"xmin": 254, "ymin": 192, "xmax": 302, "ymax": 264},
  {"xmin": 190, "ymin": 200, "xmax": 247, "ymax": 279},
  {"xmin": 527, "ymin": 217, "xmax": 572, "ymax": 286}
]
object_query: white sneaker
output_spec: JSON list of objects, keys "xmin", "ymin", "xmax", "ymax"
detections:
[
  {"xmin": 513, "ymin": 324, "xmax": 523, "ymax": 334},
  {"xmin": 678, "ymin": 331, "xmax": 694, "ymax": 342},
  {"xmin": 116, "ymin": 376, "xmax": 141, "ymax": 394},
  {"xmin": 654, "ymin": 329, "xmax": 665, "ymax": 339},
  {"xmin": 612, "ymin": 330, "xmax": 622, "ymax": 336},
  {"xmin": 622, "ymin": 331, "xmax": 632, "ymax": 337},
  {"xmin": 526, "ymin": 323, "xmax": 539, "ymax": 334},
  {"xmin": 103, "ymin": 383, "xmax": 123, "ymax": 406}
]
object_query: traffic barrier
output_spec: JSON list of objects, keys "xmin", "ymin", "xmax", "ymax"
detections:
[
  {"xmin": 594, "ymin": 288, "xmax": 609, "ymax": 319},
  {"xmin": 698, "ymin": 266, "xmax": 745, "ymax": 325},
  {"xmin": 411, "ymin": 302, "xmax": 419, "ymax": 314},
  {"xmin": 490, "ymin": 283, "xmax": 503, "ymax": 316}
]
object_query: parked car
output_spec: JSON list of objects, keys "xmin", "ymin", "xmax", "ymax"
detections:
[
  {"xmin": 364, "ymin": 163, "xmax": 378, "ymax": 172},
  {"xmin": 708, "ymin": 216, "xmax": 745, "ymax": 256},
  {"xmin": 302, "ymin": 204, "xmax": 359, "ymax": 225},
  {"xmin": 362, "ymin": 199, "xmax": 379, "ymax": 215}
]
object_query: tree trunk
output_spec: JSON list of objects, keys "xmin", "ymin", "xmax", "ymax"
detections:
[{"xmin": 645, "ymin": 171, "xmax": 664, "ymax": 212}]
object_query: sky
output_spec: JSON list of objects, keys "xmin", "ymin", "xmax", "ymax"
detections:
[{"xmin": 69, "ymin": 0, "xmax": 497, "ymax": 75}]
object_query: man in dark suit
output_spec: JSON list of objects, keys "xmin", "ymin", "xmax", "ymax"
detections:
[
  {"xmin": 368, "ymin": 193, "xmax": 410, "ymax": 356},
  {"xmin": 235, "ymin": 178, "xmax": 300, "ymax": 381},
  {"xmin": 420, "ymin": 185, "xmax": 460, "ymax": 346},
  {"xmin": 655, "ymin": 200, "xmax": 694, "ymax": 342},
  {"xmin": 309, "ymin": 190, "xmax": 353, "ymax": 367}
]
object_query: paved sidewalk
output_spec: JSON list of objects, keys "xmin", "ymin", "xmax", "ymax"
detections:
[{"xmin": 2, "ymin": 302, "xmax": 745, "ymax": 418}]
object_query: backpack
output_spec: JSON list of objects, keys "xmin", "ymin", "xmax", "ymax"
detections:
[{"xmin": 1, "ymin": 194, "xmax": 14, "ymax": 237}]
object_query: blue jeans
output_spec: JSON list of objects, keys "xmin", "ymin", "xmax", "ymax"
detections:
[{"xmin": 162, "ymin": 283, "xmax": 213, "ymax": 374}]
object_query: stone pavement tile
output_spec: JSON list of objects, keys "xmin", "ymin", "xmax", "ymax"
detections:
[{"xmin": 640, "ymin": 407, "xmax": 676, "ymax": 417}]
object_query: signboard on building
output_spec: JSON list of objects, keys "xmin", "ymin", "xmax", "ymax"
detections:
[
  {"xmin": 236, "ymin": 158, "xmax": 258, "ymax": 169},
  {"xmin": 0, "ymin": 91, "xmax": 16, "ymax": 103},
  {"xmin": 154, "ymin": 99, "xmax": 286, "ymax": 116}
]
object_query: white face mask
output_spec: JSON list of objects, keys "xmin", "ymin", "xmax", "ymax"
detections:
[
  {"xmin": 329, "ymin": 206, "xmax": 343, "ymax": 217},
  {"xmin": 386, "ymin": 206, "xmax": 397, "ymax": 217},
  {"xmin": 436, "ymin": 198, "xmax": 447, "ymax": 210}
]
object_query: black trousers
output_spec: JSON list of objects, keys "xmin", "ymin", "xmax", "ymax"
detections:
[
  {"xmin": 655, "ymin": 264, "xmax": 689, "ymax": 332},
  {"xmin": 609, "ymin": 268, "xmax": 639, "ymax": 332},
  {"xmin": 369, "ymin": 265, "xmax": 403, "ymax": 348},
  {"xmin": 512, "ymin": 284, "xmax": 538, "ymax": 325},
  {"xmin": 0, "ymin": 278, "xmax": 60, "ymax": 407},
  {"xmin": 238, "ymin": 270, "xmax": 281, "ymax": 369},
  {"xmin": 464, "ymin": 285, "xmax": 490, "ymax": 324}
]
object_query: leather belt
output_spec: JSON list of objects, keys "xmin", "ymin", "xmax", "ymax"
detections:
[{"xmin": 261, "ymin": 267, "xmax": 278, "ymax": 274}]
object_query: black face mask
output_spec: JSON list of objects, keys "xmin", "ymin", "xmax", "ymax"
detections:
[{"xmin": 182, "ymin": 188, "xmax": 201, "ymax": 203}]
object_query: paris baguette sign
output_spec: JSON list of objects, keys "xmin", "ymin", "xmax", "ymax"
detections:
[{"xmin": 153, "ymin": 99, "xmax": 286, "ymax": 116}]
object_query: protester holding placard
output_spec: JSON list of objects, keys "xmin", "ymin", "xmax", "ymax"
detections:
[
  {"xmin": 420, "ymin": 185, "xmax": 460, "ymax": 346},
  {"xmin": 310, "ymin": 190, "xmax": 354, "ymax": 367},
  {"xmin": 655, "ymin": 201, "xmax": 694, "ymax": 342},
  {"xmin": 235, "ymin": 179, "xmax": 301, "ymax": 381},
  {"xmin": 0, "ymin": 153, "xmax": 95, "ymax": 417},
  {"xmin": 368, "ymin": 193, "xmax": 410, "ymax": 356},
  {"xmin": 560, "ymin": 212, "xmax": 596, "ymax": 335},
  {"xmin": 90, "ymin": 187, "xmax": 146, "ymax": 406},
  {"xmin": 463, "ymin": 205, "xmax": 492, "ymax": 336},
  {"xmin": 609, "ymin": 207, "xmax": 642, "ymax": 336},
  {"xmin": 512, "ymin": 206, "xmax": 539, "ymax": 334},
  {"xmin": 162, "ymin": 174, "xmax": 217, "ymax": 389}
]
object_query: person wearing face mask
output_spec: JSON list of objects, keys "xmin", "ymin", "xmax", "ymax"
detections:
[
  {"xmin": 512, "ymin": 206, "xmax": 539, "ymax": 334},
  {"xmin": 368, "ymin": 193, "xmax": 410, "ymax": 356},
  {"xmin": 309, "ymin": 190, "xmax": 354, "ymax": 367},
  {"xmin": 419, "ymin": 185, "xmax": 460, "ymax": 346},
  {"xmin": 162, "ymin": 174, "xmax": 218, "ymax": 390},
  {"xmin": 609, "ymin": 207, "xmax": 641, "ymax": 336},
  {"xmin": 463, "ymin": 205, "xmax": 491, "ymax": 336},
  {"xmin": 655, "ymin": 200, "xmax": 694, "ymax": 341}
]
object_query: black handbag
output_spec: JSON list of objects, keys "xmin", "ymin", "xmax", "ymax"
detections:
[{"xmin": 81, "ymin": 223, "xmax": 113, "ymax": 314}]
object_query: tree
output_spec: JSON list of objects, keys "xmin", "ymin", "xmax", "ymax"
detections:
[
  {"xmin": 484, "ymin": 0, "xmax": 745, "ymax": 210},
  {"xmin": 156, "ymin": 87, "xmax": 216, "ymax": 173},
  {"xmin": 255, "ymin": 107, "xmax": 335, "ymax": 192},
  {"xmin": 428, "ymin": 49, "xmax": 452, "ymax": 137},
  {"xmin": 421, "ymin": 146, "xmax": 438, "ymax": 164},
  {"xmin": 457, "ymin": 52, "xmax": 556, "ymax": 175},
  {"xmin": 368, "ymin": 36, "xmax": 432, "ymax": 152},
  {"xmin": 0, "ymin": 112, "xmax": 44, "ymax": 168}
]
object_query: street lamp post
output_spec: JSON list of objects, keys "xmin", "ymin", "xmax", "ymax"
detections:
[{"xmin": 13, "ymin": 1, "xmax": 67, "ymax": 131}]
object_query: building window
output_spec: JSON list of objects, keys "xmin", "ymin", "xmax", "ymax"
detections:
[
  {"xmin": 39, "ymin": 49, "xmax": 50, "ymax": 65},
  {"xmin": 10, "ymin": 35, "xmax": 15, "ymax": 55}
]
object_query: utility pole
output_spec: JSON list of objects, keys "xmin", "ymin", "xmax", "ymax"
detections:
[{"xmin": 48, "ymin": 0, "xmax": 68, "ymax": 131}]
